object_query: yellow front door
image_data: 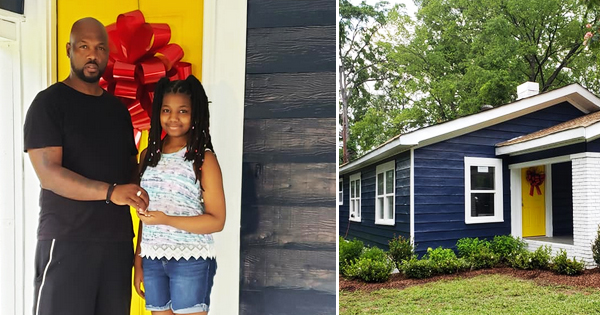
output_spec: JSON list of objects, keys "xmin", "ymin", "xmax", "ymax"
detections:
[
  {"xmin": 522, "ymin": 166, "xmax": 546, "ymax": 237},
  {"xmin": 57, "ymin": 1, "xmax": 203, "ymax": 314}
]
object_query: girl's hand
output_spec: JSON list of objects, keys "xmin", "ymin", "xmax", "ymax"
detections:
[
  {"xmin": 133, "ymin": 261, "xmax": 145, "ymax": 299},
  {"xmin": 136, "ymin": 210, "xmax": 169, "ymax": 225}
]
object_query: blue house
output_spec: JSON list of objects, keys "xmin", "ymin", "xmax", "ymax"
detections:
[{"xmin": 339, "ymin": 82, "xmax": 600, "ymax": 265}]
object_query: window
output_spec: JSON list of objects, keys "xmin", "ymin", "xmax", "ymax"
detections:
[
  {"xmin": 338, "ymin": 178, "xmax": 343, "ymax": 205},
  {"xmin": 375, "ymin": 161, "xmax": 395, "ymax": 225},
  {"xmin": 464, "ymin": 157, "xmax": 503, "ymax": 224},
  {"xmin": 349, "ymin": 173, "xmax": 361, "ymax": 222}
]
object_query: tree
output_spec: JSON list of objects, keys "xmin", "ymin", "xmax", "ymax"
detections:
[
  {"xmin": 385, "ymin": 0, "xmax": 594, "ymax": 127},
  {"xmin": 339, "ymin": 0, "xmax": 394, "ymax": 164}
]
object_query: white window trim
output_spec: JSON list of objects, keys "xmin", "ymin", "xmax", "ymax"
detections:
[
  {"xmin": 464, "ymin": 157, "xmax": 504, "ymax": 224},
  {"xmin": 349, "ymin": 173, "xmax": 361, "ymax": 222},
  {"xmin": 338, "ymin": 178, "xmax": 343, "ymax": 205},
  {"xmin": 375, "ymin": 160, "xmax": 395, "ymax": 225}
]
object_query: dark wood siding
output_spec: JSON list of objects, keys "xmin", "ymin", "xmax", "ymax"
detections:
[
  {"xmin": 413, "ymin": 102, "xmax": 585, "ymax": 256},
  {"xmin": 552, "ymin": 162, "xmax": 573, "ymax": 236},
  {"xmin": 339, "ymin": 152, "xmax": 411, "ymax": 249},
  {"xmin": 240, "ymin": 1, "xmax": 335, "ymax": 314}
]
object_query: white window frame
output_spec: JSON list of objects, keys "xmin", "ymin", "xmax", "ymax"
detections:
[
  {"xmin": 349, "ymin": 173, "xmax": 361, "ymax": 222},
  {"xmin": 375, "ymin": 160, "xmax": 395, "ymax": 225},
  {"xmin": 464, "ymin": 157, "xmax": 504, "ymax": 224},
  {"xmin": 338, "ymin": 178, "xmax": 343, "ymax": 205}
]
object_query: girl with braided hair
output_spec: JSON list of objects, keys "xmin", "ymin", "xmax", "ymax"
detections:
[{"xmin": 133, "ymin": 75, "xmax": 226, "ymax": 315}]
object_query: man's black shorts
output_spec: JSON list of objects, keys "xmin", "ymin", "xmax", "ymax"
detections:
[{"xmin": 33, "ymin": 239, "xmax": 133, "ymax": 315}]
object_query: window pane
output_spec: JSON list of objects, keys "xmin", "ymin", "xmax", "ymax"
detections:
[
  {"xmin": 339, "ymin": 191, "xmax": 342, "ymax": 203},
  {"xmin": 378, "ymin": 197, "xmax": 384, "ymax": 219},
  {"xmin": 358, "ymin": 200, "xmax": 361, "ymax": 217},
  {"xmin": 470, "ymin": 166, "xmax": 495, "ymax": 190},
  {"xmin": 471, "ymin": 193, "xmax": 494, "ymax": 217},
  {"xmin": 351, "ymin": 180, "xmax": 355, "ymax": 198},
  {"xmin": 377, "ymin": 173, "xmax": 384, "ymax": 195},
  {"xmin": 339, "ymin": 180, "xmax": 342, "ymax": 191},
  {"xmin": 387, "ymin": 196, "xmax": 394, "ymax": 220},
  {"xmin": 386, "ymin": 170, "xmax": 394, "ymax": 194},
  {"xmin": 354, "ymin": 200, "xmax": 359, "ymax": 217},
  {"xmin": 357, "ymin": 179, "xmax": 360, "ymax": 197}
]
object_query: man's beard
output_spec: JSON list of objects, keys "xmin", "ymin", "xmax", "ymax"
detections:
[{"xmin": 71, "ymin": 60, "xmax": 105, "ymax": 83}]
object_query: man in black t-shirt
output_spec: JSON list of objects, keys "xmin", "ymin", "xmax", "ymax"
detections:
[{"xmin": 24, "ymin": 17, "xmax": 149, "ymax": 315}]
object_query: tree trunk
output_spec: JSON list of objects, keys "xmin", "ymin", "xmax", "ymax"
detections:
[{"xmin": 339, "ymin": 64, "xmax": 350, "ymax": 164}]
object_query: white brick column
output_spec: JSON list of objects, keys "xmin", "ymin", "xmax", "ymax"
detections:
[{"xmin": 571, "ymin": 152, "xmax": 600, "ymax": 266}]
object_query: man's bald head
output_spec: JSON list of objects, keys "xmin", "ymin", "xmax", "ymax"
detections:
[
  {"xmin": 69, "ymin": 17, "xmax": 108, "ymax": 44},
  {"xmin": 66, "ymin": 17, "xmax": 109, "ymax": 84}
]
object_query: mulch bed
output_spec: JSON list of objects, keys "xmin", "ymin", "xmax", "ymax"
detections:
[{"xmin": 339, "ymin": 267, "xmax": 600, "ymax": 292}]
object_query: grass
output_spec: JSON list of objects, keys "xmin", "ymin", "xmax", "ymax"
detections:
[{"xmin": 340, "ymin": 274, "xmax": 600, "ymax": 314}]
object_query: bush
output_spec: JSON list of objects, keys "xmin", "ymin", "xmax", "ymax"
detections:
[
  {"xmin": 490, "ymin": 235, "xmax": 526, "ymax": 263},
  {"xmin": 361, "ymin": 246, "xmax": 388, "ymax": 262},
  {"xmin": 339, "ymin": 236, "xmax": 364, "ymax": 270},
  {"xmin": 592, "ymin": 225, "xmax": 600, "ymax": 267},
  {"xmin": 552, "ymin": 249, "xmax": 585, "ymax": 276},
  {"xmin": 426, "ymin": 247, "xmax": 469, "ymax": 274},
  {"xmin": 456, "ymin": 237, "xmax": 490, "ymax": 258},
  {"xmin": 509, "ymin": 246, "xmax": 552, "ymax": 270},
  {"xmin": 401, "ymin": 257, "xmax": 435, "ymax": 279},
  {"xmin": 342, "ymin": 256, "xmax": 394, "ymax": 283},
  {"xmin": 388, "ymin": 235, "xmax": 415, "ymax": 270}
]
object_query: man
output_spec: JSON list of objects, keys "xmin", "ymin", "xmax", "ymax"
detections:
[{"xmin": 24, "ymin": 17, "xmax": 148, "ymax": 315}]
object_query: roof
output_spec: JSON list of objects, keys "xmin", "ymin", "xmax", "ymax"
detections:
[
  {"xmin": 495, "ymin": 110, "xmax": 600, "ymax": 156},
  {"xmin": 340, "ymin": 84, "xmax": 600, "ymax": 175}
]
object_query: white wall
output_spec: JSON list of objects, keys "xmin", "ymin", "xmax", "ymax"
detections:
[{"xmin": 202, "ymin": 0, "xmax": 246, "ymax": 314}]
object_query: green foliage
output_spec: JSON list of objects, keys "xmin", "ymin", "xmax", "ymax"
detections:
[
  {"xmin": 456, "ymin": 237, "xmax": 499, "ymax": 269},
  {"xmin": 426, "ymin": 247, "xmax": 469, "ymax": 274},
  {"xmin": 490, "ymin": 235, "xmax": 526, "ymax": 263},
  {"xmin": 509, "ymin": 246, "xmax": 552, "ymax": 270},
  {"xmin": 552, "ymin": 249, "xmax": 585, "ymax": 276},
  {"xmin": 592, "ymin": 225, "xmax": 600, "ymax": 267},
  {"xmin": 388, "ymin": 235, "xmax": 415, "ymax": 270},
  {"xmin": 342, "ymin": 245, "xmax": 393, "ymax": 282},
  {"xmin": 401, "ymin": 257, "xmax": 435, "ymax": 279},
  {"xmin": 339, "ymin": 237, "xmax": 364, "ymax": 270}
]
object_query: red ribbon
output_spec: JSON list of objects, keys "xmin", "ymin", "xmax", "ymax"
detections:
[
  {"xmin": 102, "ymin": 10, "xmax": 193, "ymax": 147},
  {"xmin": 526, "ymin": 168, "xmax": 545, "ymax": 196}
]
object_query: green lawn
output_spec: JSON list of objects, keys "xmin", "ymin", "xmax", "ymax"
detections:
[{"xmin": 340, "ymin": 274, "xmax": 600, "ymax": 314}]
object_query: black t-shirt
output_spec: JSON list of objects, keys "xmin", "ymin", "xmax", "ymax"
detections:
[{"xmin": 24, "ymin": 82, "xmax": 137, "ymax": 241}]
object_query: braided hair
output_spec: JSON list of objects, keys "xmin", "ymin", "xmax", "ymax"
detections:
[{"xmin": 140, "ymin": 75, "xmax": 213, "ymax": 189}]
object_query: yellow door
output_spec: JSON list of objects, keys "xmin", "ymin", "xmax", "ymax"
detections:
[
  {"xmin": 57, "ymin": 1, "xmax": 203, "ymax": 314},
  {"xmin": 522, "ymin": 166, "xmax": 546, "ymax": 237}
]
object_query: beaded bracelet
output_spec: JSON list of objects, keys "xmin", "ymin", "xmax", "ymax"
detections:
[{"xmin": 106, "ymin": 183, "xmax": 117, "ymax": 204}]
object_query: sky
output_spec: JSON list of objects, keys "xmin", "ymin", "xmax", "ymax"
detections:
[{"xmin": 350, "ymin": 0, "xmax": 418, "ymax": 17}]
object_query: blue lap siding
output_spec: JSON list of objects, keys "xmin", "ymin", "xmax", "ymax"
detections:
[
  {"xmin": 412, "ymin": 102, "xmax": 584, "ymax": 256},
  {"xmin": 339, "ymin": 152, "xmax": 411, "ymax": 249}
]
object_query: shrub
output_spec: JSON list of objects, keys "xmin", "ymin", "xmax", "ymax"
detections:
[
  {"xmin": 592, "ymin": 225, "xmax": 600, "ymax": 267},
  {"xmin": 388, "ymin": 235, "xmax": 415, "ymax": 270},
  {"xmin": 468, "ymin": 246, "xmax": 500, "ymax": 270},
  {"xmin": 339, "ymin": 236, "xmax": 363, "ymax": 270},
  {"xmin": 456, "ymin": 237, "xmax": 490, "ymax": 258},
  {"xmin": 509, "ymin": 246, "xmax": 552, "ymax": 270},
  {"xmin": 342, "ymin": 255, "xmax": 394, "ymax": 283},
  {"xmin": 490, "ymin": 235, "xmax": 526, "ymax": 263},
  {"xmin": 552, "ymin": 249, "xmax": 585, "ymax": 276},
  {"xmin": 401, "ymin": 257, "xmax": 435, "ymax": 279},
  {"xmin": 361, "ymin": 246, "xmax": 388, "ymax": 262}
]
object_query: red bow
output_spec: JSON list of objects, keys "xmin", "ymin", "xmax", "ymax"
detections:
[
  {"xmin": 101, "ymin": 10, "xmax": 193, "ymax": 147},
  {"xmin": 526, "ymin": 168, "xmax": 545, "ymax": 196}
]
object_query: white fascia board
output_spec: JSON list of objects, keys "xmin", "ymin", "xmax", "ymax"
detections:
[
  {"xmin": 495, "ymin": 128, "xmax": 586, "ymax": 156},
  {"xmin": 340, "ymin": 84, "xmax": 600, "ymax": 174},
  {"xmin": 339, "ymin": 140, "xmax": 414, "ymax": 175},
  {"xmin": 401, "ymin": 85, "xmax": 600, "ymax": 146},
  {"xmin": 585, "ymin": 121, "xmax": 600, "ymax": 142}
]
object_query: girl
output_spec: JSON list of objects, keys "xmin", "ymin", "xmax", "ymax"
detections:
[{"xmin": 133, "ymin": 75, "xmax": 226, "ymax": 315}]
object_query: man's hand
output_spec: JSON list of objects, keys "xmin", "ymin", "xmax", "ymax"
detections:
[{"xmin": 111, "ymin": 184, "xmax": 149, "ymax": 211}]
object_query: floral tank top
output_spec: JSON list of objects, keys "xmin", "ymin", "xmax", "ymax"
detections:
[{"xmin": 139, "ymin": 147, "xmax": 216, "ymax": 260}]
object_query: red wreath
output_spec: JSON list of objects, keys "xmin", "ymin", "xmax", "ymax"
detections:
[
  {"xmin": 101, "ymin": 10, "xmax": 193, "ymax": 147},
  {"xmin": 526, "ymin": 167, "xmax": 545, "ymax": 196}
]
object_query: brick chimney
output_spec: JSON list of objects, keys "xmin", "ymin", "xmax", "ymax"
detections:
[{"xmin": 516, "ymin": 81, "xmax": 539, "ymax": 100}]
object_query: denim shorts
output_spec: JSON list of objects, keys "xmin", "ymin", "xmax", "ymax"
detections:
[{"xmin": 142, "ymin": 257, "xmax": 217, "ymax": 314}]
